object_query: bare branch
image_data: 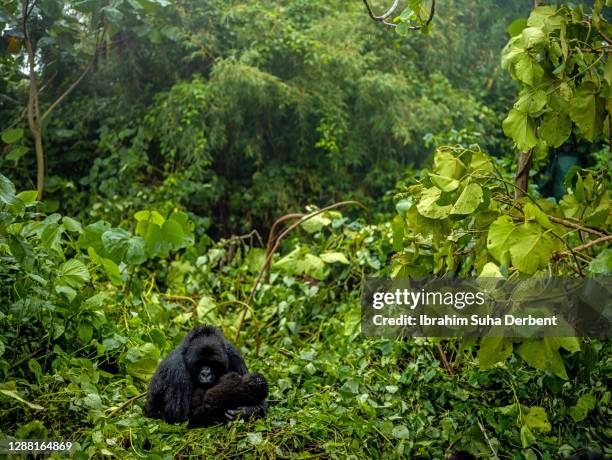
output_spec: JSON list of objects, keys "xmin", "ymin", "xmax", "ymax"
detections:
[
  {"xmin": 363, "ymin": 0, "xmax": 435, "ymax": 30},
  {"xmin": 555, "ymin": 234, "xmax": 612, "ymax": 258},
  {"xmin": 362, "ymin": 0, "xmax": 399, "ymax": 25},
  {"xmin": 234, "ymin": 200, "xmax": 367, "ymax": 341}
]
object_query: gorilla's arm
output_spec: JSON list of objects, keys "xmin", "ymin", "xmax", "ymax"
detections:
[
  {"xmin": 225, "ymin": 341, "xmax": 248, "ymax": 375},
  {"xmin": 143, "ymin": 348, "xmax": 193, "ymax": 423}
]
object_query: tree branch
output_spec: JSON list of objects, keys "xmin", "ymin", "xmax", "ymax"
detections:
[
  {"xmin": 554, "ymin": 234, "xmax": 612, "ymax": 258},
  {"xmin": 547, "ymin": 215, "xmax": 608, "ymax": 238},
  {"xmin": 235, "ymin": 200, "xmax": 366, "ymax": 341},
  {"xmin": 363, "ymin": 0, "xmax": 435, "ymax": 30}
]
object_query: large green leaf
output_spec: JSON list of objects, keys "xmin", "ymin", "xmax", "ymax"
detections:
[
  {"xmin": 524, "ymin": 406, "xmax": 551, "ymax": 432},
  {"xmin": 477, "ymin": 336, "xmax": 513, "ymax": 370},
  {"xmin": 569, "ymin": 83, "xmax": 599, "ymax": 141},
  {"xmin": 41, "ymin": 223, "xmax": 65, "ymax": 254},
  {"xmin": 416, "ymin": 187, "xmax": 451, "ymax": 220},
  {"xmin": 451, "ymin": 183, "xmax": 483, "ymax": 215},
  {"xmin": 134, "ymin": 210, "xmax": 165, "ymax": 236},
  {"xmin": 514, "ymin": 88, "xmax": 547, "ymax": 115},
  {"xmin": 102, "ymin": 228, "xmax": 147, "ymax": 265},
  {"xmin": 588, "ymin": 248, "xmax": 612, "ymax": 274},
  {"xmin": 145, "ymin": 223, "xmax": 169, "ymax": 258},
  {"xmin": 512, "ymin": 54, "xmax": 543, "ymax": 87},
  {"xmin": 77, "ymin": 221, "xmax": 112, "ymax": 257},
  {"xmin": 521, "ymin": 26, "xmax": 547, "ymax": 49},
  {"xmin": 429, "ymin": 174, "xmax": 460, "ymax": 192},
  {"xmin": 509, "ymin": 223, "xmax": 555, "ymax": 274},
  {"xmin": 502, "ymin": 109, "xmax": 537, "ymax": 151},
  {"xmin": 161, "ymin": 219, "xmax": 185, "ymax": 250},
  {"xmin": 516, "ymin": 338, "xmax": 568, "ymax": 379},
  {"xmin": 433, "ymin": 150, "xmax": 466, "ymax": 179},
  {"xmin": 56, "ymin": 259, "xmax": 90, "ymax": 290},
  {"xmin": 87, "ymin": 247, "xmax": 122, "ymax": 285},
  {"xmin": 0, "ymin": 173, "xmax": 17, "ymax": 205},
  {"xmin": 1, "ymin": 127, "xmax": 23, "ymax": 144},
  {"xmin": 569, "ymin": 393, "xmax": 596, "ymax": 421},
  {"xmin": 539, "ymin": 110, "xmax": 571, "ymax": 147},
  {"xmin": 320, "ymin": 252, "xmax": 350, "ymax": 264},
  {"xmin": 487, "ymin": 216, "xmax": 521, "ymax": 267},
  {"xmin": 301, "ymin": 214, "xmax": 331, "ymax": 233}
]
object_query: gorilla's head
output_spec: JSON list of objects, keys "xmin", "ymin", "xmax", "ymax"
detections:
[{"xmin": 182, "ymin": 326, "xmax": 229, "ymax": 388}]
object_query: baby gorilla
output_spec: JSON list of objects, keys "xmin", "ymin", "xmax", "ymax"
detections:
[
  {"xmin": 190, "ymin": 372, "xmax": 268, "ymax": 427},
  {"xmin": 144, "ymin": 325, "xmax": 268, "ymax": 425}
]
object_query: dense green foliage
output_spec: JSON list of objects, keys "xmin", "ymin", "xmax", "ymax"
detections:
[{"xmin": 0, "ymin": 0, "xmax": 610, "ymax": 459}]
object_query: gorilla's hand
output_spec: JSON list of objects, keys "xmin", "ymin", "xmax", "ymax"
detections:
[{"xmin": 224, "ymin": 401, "xmax": 268, "ymax": 421}]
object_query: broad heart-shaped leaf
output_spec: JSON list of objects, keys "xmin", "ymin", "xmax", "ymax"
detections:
[
  {"xmin": 433, "ymin": 150, "xmax": 466, "ymax": 179},
  {"xmin": 588, "ymin": 248, "xmax": 612, "ymax": 274},
  {"xmin": 429, "ymin": 174, "xmax": 460, "ymax": 192},
  {"xmin": 161, "ymin": 219, "xmax": 185, "ymax": 250},
  {"xmin": 569, "ymin": 83, "xmax": 599, "ymax": 141},
  {"xmin": 522, "ymin": 203, "xmax": 553, "ymax": 229},
  {"xmin": 125, "ymin": 343, "xmax": 161, "ymax": 381},
  {"xmin": 272, "ymin": 246, "xmax": 328, "ymax": 280},
  {"xmin": 514, "ymin": 88, "xmax": 547, "ymax": 115},
  {"xmin": 479, "ymin": 262, "xmax": 502, "ymax": 278},
  {"xmin": 320, "ymin": 252, "xmax": 350, "ymax": 264},
  {"xmin": 468, "ymin": 150, "xmax": 494, "ymax": 174},
  {"xmin": 516, "ymin": 338, "xmax": 568, "ymax": 379},
  {"xmin": 511, "ymin": 53, "xmax": 543, "ymax": 87},
  {"xmin": 41, "ymin": 223, "xmax": 65, "ymax": 254},
  {"xmin": 167, "ymin": 211, "xmax": 194, "ymax": 246},
  {"xmin": 1, "ymin": 127, "xmax": 23, "ymax": 144},
  {"xmin": 521, "ymin": 26, "xmax": 547, "ymax": 49},
  {"xmin": 527, "ymin": 5, "xmax": 562, "ymax": 30},
  {"xmin": 501, "ymin": 35, "xmax": 524, "ymax": 69},
  {"xmin": 487, "ymin": 216, "xmax": 522, "ymax": 267},
  {"xmin": 101, "ymin": 228, "xmax": 147, "ymax": 265},
  {"xmin": 503, "ymin": 109, "xmax": 537, "ymax": 152},
  {"xmin": 477, "ymin": 336, "xmax": 513, "ymax": 370},
  {"xmin": 144, "ymin": 223, "xmax": 170, "ymax": 258},
  {"xmin": 6, "ymin": 145, "xmax": 28, "ymax": 161},
  {"xmin": 539, "ymin": 110, "xmax": 571, "ymax": 147},
  {"xmin": 507, "ymin": 17, "xmax": 527, "ymax": 36},
  {"xmin": 569, "ymin": 393, "xmax": 596, "ymax": 422},
  {"xmin": 62, "ymin": 216, "xmax": 83, "ymax": 233},
  {"xmin": 524, "ymin": 406, "xmax": 551, "ymax": 433},
  {"xmin": 77, "ymin": 221, "xmax": 112, "ymax": 257},
  {"xmin": 102, "ymin": 228, "xmax": 132, "ymax": 262},
  {"xmin": 301, "ymin": 214, "xmax": 331, "ymax": 233},
  {"xmin": 552, "ymin": 336, "xmax": 580, "ymax": 353},
  {"xmin": 451, "ymin": 183, "xmax": 483, "ymax": 215},
  {"xmin": 16, "ymin": 190, "xmax": 38, "ymax": 205},
  {"xmin": 416, "ymin": 187, "xmax": 451, "ymax": 220},
  {"xmin": 134, "ymin": 210, "xmax": 165, "ymax": 237},
  {"xmin": 520, "ymin": 425, "xmax": 535, "ymax": 448},
  {"xmin": 87, "ymin": 247, "xmax": 122, "ymax": 286},
  {"xmin": 56, "ymin": 259, "xmax": 90, "ymax": 290},
  {"xmin": 509, "ymin": 223, "xmax": 556, "ymax": 274},
  {"xmin": 78, "ymin": 322, "xmax": 93, "ymax": 343},
  {"xmin": 0, "ymin": 173, "xmax": 17, "ymax": 205}
]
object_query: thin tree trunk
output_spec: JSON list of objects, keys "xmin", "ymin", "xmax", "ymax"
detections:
[
  {"xmin": 514, "ymin": 149, "xmax": 532, "ymax": 199},
  {"xmin": 23, "ymin": 0, "xmax": 45, "ymax": 200},
  {"xmin": 515, "ymin": 0, "xmax": 547, "ymax": 199}
]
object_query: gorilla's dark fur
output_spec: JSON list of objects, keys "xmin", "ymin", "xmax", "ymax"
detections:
[{"xmin": 143, "ymin": 325, "xmax": 268, "ymax": 426}]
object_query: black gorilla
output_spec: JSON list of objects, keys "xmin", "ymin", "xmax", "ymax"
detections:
[{"xmin": 143, "ymin": 325, "xmax": 268, "ymax": 426}]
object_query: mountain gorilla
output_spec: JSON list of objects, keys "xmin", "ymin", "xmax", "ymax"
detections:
[{"xmin": 144, "ymin": 325, "xmax": 268, "ymax": 426}]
